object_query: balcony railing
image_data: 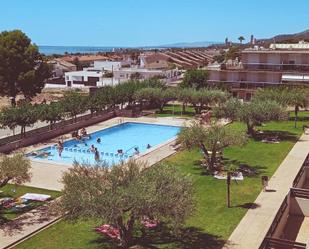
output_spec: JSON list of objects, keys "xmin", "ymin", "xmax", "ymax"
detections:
[
  {"xmin": 290, "ymin": 187, "xmax": 309, "ymax": 199},
  {"xmin": 293, "ymin": 154, "xmax": 309, "ymax": 187},
  {"xmin": 261, "ymin": 237, "xmax": 306, "ymax": 249},
  {"xmin": 207, "ymin": 80, "xmax": 282, "ymax": 89},
  {"xmin": 265, "ymin": 195, "xmax": 289, "ymax": 239},
  {"xmin": 243, "ymin": 63, "xmax": 309, "ymax": 72}
]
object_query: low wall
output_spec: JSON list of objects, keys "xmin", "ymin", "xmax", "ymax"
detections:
[{"xmin": 0, "ymin": 111, "xmax": 116, "ymax": 153}]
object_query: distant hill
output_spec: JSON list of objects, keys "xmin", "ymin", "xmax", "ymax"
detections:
[
  {"xmin": 158, "ymin": 41, "xmax": 221, "ymax": 48},
  {"xmin": 257, "ymin": 29, "xmax": 309, "ymax": 45}
]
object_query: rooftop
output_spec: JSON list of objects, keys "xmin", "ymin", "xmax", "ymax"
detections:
[{"xmin": 242, "ymin": 49, "xmax": 309, "ymax": 54}]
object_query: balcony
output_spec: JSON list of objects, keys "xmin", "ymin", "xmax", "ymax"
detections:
[
  {"xmin": 261, "ymin": 155, "xmax": 309, "ymax": 249},
  {"xmin": 243, "ymin": 63, "xmax": 309, "ymax": 73},
  {"xmin": 207, "ymin": 80, "xmax": 282, "ymax": 90}
]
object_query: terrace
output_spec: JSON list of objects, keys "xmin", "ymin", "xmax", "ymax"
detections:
[{"xmin": 261, "ymin": 155, "xmax": 309, "ymax": 249}]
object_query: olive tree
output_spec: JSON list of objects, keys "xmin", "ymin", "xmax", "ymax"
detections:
[
  {"xmin": 62, "ymin": 92, "xmax": 88, "ymax": 121},
  {"xmin": 134, "ymin": 87, "xmax": 175, "ymax": 112},
  {"xmin": 180, "ymin": 88, "xmax": 228, "ymax": 114},
  {"xmin": 254, "ymin": 87, "xmax": 309, "ymax": 128},
  {"xmin": 239, "ymin": 100, "xmax": 287, "ymax": 136},
  {"xmin": 180, "ymin": 69, "xmax": 209, "ymax": 89},
  {"xmin": 213, "ymin": 98, "xmax": 242, "ymax": 122},
  {"xmin": 59, "ymin": 160, "xmax": 195, "ymax": 249},
  {"xmin": 177, "ymin": 122, "xmax": 247, "ymax": 171},
  {"xmin": 0, "ymin": 103, "xmax": 39, "ymax": 136},
  {"xmin": 0, "ymin": 153, "xmax": 31, "ymax": 188},
  {"xmin": 38, "ymin": 102, "xmax": 66, "ymax": 129}
]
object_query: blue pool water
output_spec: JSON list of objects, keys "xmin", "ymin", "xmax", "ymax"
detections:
[{"xmin": 27, "ymin": 122, "xmax": 180, "ymax": 166}]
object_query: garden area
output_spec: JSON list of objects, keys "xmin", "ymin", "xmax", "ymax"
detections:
[
  {"xmin": 13, "ymin": 111, "xmax": 309, "ymax": 249},
  {"xmin": 0, "ymin": 184, "xmax": 60, "ymax": 223}
]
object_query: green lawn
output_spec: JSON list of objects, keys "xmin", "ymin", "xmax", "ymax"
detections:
[
  {"xmin": 14, "ymin": 112, "xmax": 309, "ymax": 249},
  {"xmin": 152, "ymin": 104, "xmax": 196, "ymax": 118},
  {"xmin": 0, "ymin": 184, "xmax": 61, "ymax": 222}
]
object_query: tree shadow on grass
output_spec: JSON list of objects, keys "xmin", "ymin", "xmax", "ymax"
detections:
[
  {"xmin": 288, "ymin": 115, "xmax": 309, "ymax": 122},
  {"xmin": 235, "ymin": 202, "xmax": 261, "ymax": 209},
  {"xmin": 91, "ymin": 224, "xmax": 225, "ymax": 249},
  {"xmin": 253, "ymin": 130, "xmax": 298, "ymax": 143},
  {"xmin": 222, "ymin": 158, "xmax": 267, "ymax": 177}
]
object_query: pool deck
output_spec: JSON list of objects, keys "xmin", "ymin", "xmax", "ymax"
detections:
[{"xmin": 23, "ymin": 116, "xmax": 190, "ymax": 191}]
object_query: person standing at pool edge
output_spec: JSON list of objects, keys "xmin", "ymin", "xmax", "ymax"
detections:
[{"xmin": 57, "ymin": 141, "xmax": 63, "ymax": 157}]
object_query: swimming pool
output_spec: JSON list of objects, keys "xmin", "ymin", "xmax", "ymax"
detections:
[{"xmin": 27, "ymin": 122, "xmax": 181, "ymax": 166}]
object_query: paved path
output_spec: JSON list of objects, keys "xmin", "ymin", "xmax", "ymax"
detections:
[
  {"xmin": 224, "ymin": 133, "xmax": 309, "ymax": 249},
  {"xmin": 0, "ymin": 201, "xmax": 61, "ymax": 249}
]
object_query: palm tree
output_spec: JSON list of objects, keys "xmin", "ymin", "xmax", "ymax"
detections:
[{"xmin": 238, "ymin": 36, "xmax": 245, "ymax": 44}]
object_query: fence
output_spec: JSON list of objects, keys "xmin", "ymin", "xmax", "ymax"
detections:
[{"xmin": 0, "ymin": 108, "xmax": 135, "ymax": 153}]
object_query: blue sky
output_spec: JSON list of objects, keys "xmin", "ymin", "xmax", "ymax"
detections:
[{"xmin": 1, "ymin": 0, "xmax": 309, "ymax": 47}]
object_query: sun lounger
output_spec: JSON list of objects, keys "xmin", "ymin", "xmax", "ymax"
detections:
[
  {"xmin": 141, "ymin": 219, "xmax": 158, "ymax": 228},
  {"xmin": 20, "ymin": 193, "xmax": 51, "ymax": 202},
  {"xmin": 95, "ymin": 224, "xmax": 120, "ymax": 239},
  {"xmin": 214, "ymin": 172, "xmax": 244, "ymax": 181}
]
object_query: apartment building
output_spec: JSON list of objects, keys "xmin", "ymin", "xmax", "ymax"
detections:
[
  {"xmin": 208, "ymin": 43, "xmax": 309, "ymax": 101},
  {"xmin": 60, "ymin": 60, "xmax": 180, "ymax": 88}
]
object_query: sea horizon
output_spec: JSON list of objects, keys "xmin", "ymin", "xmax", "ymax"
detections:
[{"xmin": 39, "ymin": 41, "xmax": 218, "ymax": 55}]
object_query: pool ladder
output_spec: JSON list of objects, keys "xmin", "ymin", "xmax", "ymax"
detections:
[{"xmin": 125, "ymin": 145, "xmax": 139, "ymax": 154}]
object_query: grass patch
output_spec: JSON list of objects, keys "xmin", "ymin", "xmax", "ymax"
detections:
[
  {"xmin": 0, "ymin": 184, "xmax": 61, "ymax": 222},
  {"xmin": 14, "ymin": 112, "xmax": 309, "ymax": 249},
  {"xmin": 152, "ymin": 104, "xmax": 196, "ymax": 118}
]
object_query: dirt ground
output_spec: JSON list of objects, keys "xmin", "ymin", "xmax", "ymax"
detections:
[{"xmin": 0, "ymin": 90, "xmax": 65, "ymax": 108}]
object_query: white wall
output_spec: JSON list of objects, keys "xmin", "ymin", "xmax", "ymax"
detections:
[{"xmin": 93, "ymin": 61, "xmax": 122, "ymax": 71}]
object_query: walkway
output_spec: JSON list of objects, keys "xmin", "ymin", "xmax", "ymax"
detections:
[
  {"xmin": 0, "ymin": 201, "xmax": 61, "ymax": 249},
  {"xmin": 224, "ymin": 133, "xmax": 309, "ymax": 249}
]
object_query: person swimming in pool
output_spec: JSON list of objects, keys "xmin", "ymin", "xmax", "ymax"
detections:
[
  {"xmin": 134, "ymin": 147, "xmax": 140, "ymax": 155},
  {"xmin": 94, "ymin": 147, "xmax": 100, "ymax": 162},
  {"xmin": 97, "ymin": 138, "xmax": 101, "ymax": 143},
  {"xmin": 147, "ymin": 144, "xmax": 151, "ymax": 149},
  {"xmin": 90, "ymin": 145, "xmax": 95, "ymax": 153},
  {"xmin": 31, "ymin": 151, "xmax": 50, "ymax": 158}
]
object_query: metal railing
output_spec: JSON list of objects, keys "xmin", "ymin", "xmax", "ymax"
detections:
[
  {"xmin": 290, "ymin": 187, "xmax": 309, "ymax": 199},
  {"xmin": 243, "ymin": 63, "xmax": 309, "ymax": 72},
  {"xmin": 261, "ymin": 237, "xmax": 306, "ymax": 249},
  {"xmin": 293, "ymin": 154, "xmax": 309, "ymax": 187},
  {"xmin": 265, "ymin": 196, "xmax": 289, "ymax": 238}
]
